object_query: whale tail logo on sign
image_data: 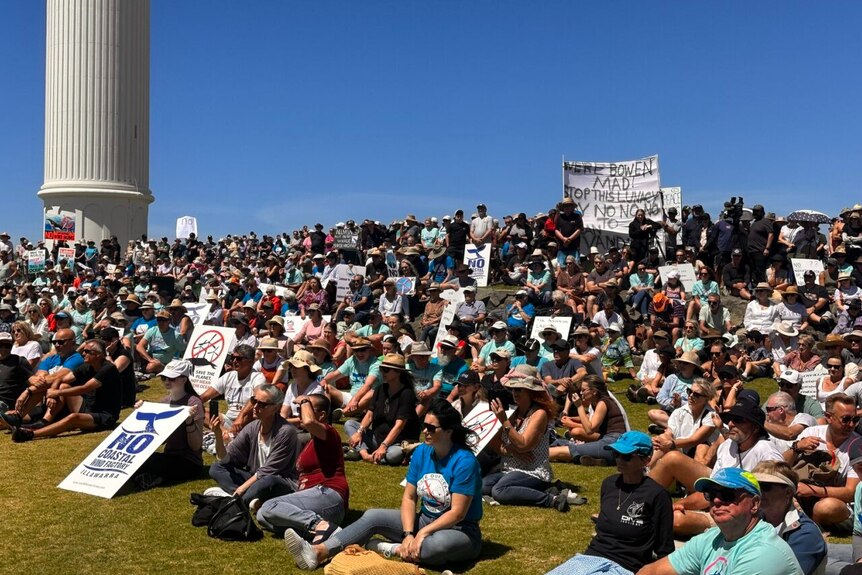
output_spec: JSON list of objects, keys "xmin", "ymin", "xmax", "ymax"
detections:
[
  {"xmin": 132, "ymin": 408, "xmax": 184, "ymax": 434},
  {"xmin": 463, "ymin": 243, "xmax": 491, "ymax": 287}
]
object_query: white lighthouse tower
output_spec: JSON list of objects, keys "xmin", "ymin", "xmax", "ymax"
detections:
[{"xmin": 38, "ymin": 0, "xmax": 153, "ymax": 248}]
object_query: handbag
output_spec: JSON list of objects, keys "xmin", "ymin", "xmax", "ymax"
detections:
[
  {"xmin": 793, "ymin": 449, "xmax": 841, "ymax": 486},
  {"xmin": 206, "ymin": 495, "xmax": 263, "ymax": 541},
  {"xmin": 189, "ymin": 492, "xmax": 232, "ymax": 527},
  {"xmin": 324, "ymin": 545, "xmax": 425, "ymax": 575}
]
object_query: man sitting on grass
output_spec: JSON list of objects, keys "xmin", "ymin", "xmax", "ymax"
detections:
[{"xmin": 4, "ymin": 339, "xmax": 121, "ymax": 442}]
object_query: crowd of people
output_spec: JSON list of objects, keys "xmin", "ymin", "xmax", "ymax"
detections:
[{"xmin": 3, "ymin": 199, "xmax": 862, "ymax": 574}]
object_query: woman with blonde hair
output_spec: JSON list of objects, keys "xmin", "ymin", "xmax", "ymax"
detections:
[{"xmin": 11, "ymin": 321, "xmax": 42, "ymax": 369}]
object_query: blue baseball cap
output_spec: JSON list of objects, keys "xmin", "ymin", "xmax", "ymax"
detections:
[
  {"xmin": 604, "ymin": 431, "xmax": 653, "ymax": 456},
  {"xmin": 694, "ymin": 467, "xmax": 761, "ymax": 496}
]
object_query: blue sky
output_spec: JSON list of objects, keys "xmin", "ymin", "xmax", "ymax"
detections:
[{"xmin": 1, "ymin": 2, "xmax": 861, "ymax": 241}]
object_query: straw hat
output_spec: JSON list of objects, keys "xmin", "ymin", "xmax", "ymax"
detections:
[
  {"xmin": 780, "ymin": 286, "xmax": 800, "ymax": 297},
  {"xmin": 307, "ymin": 338, "xmax": 332, "ymax": 359},
  {"xmin": 265, "ymin": 315, "xmax": 285, "ymax": 330},
  {"xmin": 286, "ymin": 350, "xmax": 321, "ymax": 374},
  {"xmin": 816, "ymin": 334, "xmax": 849, "ymax": 351},
  {"xmin": 167, "ymin": 298, "xmax": 187, "ymax": 312},
  {"xmin": 350, "ymin": 337, "xmax": 373, "ymax": 350},
  {"xmin": 673, "ymin": 351, "xmax": 703, "ymax": 373},
  {"xmin": 407, "ymin": 342, "xmax": 433, "ymax": 358},
  {"xmin": 257, "ymin": 337, "xmax": 282, "ymax": 351},
  {"xmin": 379, "ymin": 353, "xmax": 407, "ymax": 371}
]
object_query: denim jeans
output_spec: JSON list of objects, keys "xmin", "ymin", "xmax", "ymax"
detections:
[
  {"xmin": 630, "ymin": 290, "xmax": 651, "ymax": 317},
  {"xmin": 257, "ymin": 485, "xmax": 345, "ymax": 536},
  {"xmin": 344, "ymin": 419, "xmax": 406, "ymax": 465},
  {"xmin": 482, "ymin": 470, "xmax": 552, "ymax": 507},
  {"xmin": 323, "ymin": 508, "xmax": 481, "ymax": 567},
  {"xmin": 208, "ymin": 460, "xmax": 295, "ymax": 504},
  {"xmin": 556, "ymin": 247, "xmax": 581, "ymax": 266},
  {"xmin": 552, "ymin": 432, "xmax": 621, "ymax": 464}
]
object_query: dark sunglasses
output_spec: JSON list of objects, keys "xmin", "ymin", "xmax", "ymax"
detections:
[
  {"xmin": 725, "ymin": 415, "xmax": 748, "ymax": 425},
  {"xmin": 229, "ymin": 355, "xmax": 249, "ymax": 363},
  {"xmin": 830, "ymin": 414, "xmax": 861, "ymax": 425},
  {"xmin": 702, "ymin": 487, "xmax": 744, "ymax": 505},
  {"xmin": 765, "ymin": 406, "xmax": 783, "ymax": 412},
  {"xmin": 379, "ymin": 366, "xmax": 394, "ymax": 373},
  {"xmin": 249, "ymin": 397, "xmax": 274, "ymax": 408},
  {"xmin": 689, "ymin": 391, "xmax": 707, "ymax": 399},
  {"xmin": 81, "ymin": 349, "xmax": 100, "ymax": 356},
  {"xmin": 51, "ymin": 338, "xmax": 71, "ymax": 345},
  {"xmin": 827, "ymin": 364, "xmax": 843, "ymax": 370},
  {"xmin": 423, "ymin": 423, "xmax": 441, "ymax": 433},
  {"xmin": 614, "ymin": 452, "xmax": 640, "ymax": 462},
  {"xmin": 0, "ymin": 342, "xmax": 12, "ymax": 349}
]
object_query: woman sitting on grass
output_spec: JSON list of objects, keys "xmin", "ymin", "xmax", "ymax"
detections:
[
  {"xmin": 283, "ymin": 398, "xmax": 483, "ymax": 570},
  {"xmin": 550, "ymin": 375, "xmax": 628, "ymax": 467},
  {"xmin": 648, "ymin": 379, "xmax": 718, "ymax": 468},
  {"xmin": 545, "ymin": 431, "xmax": 674, "ymax": 575},
  {"xmin": 132, "ymin": 359, "xmax": 204, "ymax": 489},
  {"xmin": 483, "ymin": 365, "xmax": 582, "ymax": 511}
]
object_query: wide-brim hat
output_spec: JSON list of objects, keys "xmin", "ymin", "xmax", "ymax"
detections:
[
  {"xmin": 408, "ymin": 342, "xmax": 432, "ymax": 357},
  {"xmin": 673, "ymin": 351, "xmax": 703, "ymax": 373},
  {"xmin": 572, "ymin": 326, "xmax": 591, "ymax": 337},
  {"xmin": 350, "ymin": 337, "xmax": 373, "ymax": 350},
  {"xmin": 772, "ymin": 320, "xmax": 799, "ymax": 337},
  {"xmin": 286, "ymin": 350, "xmax": 321, "ymax": 373},
  {"xmin": 125, "ymin": 294, "xmax": 141, "ymax": 305},
  {"xmin": 439, "ymin": 335, "xmax": 459, "ymax": 349},
  {"xmin": 266, "ymin": 315, "xmax": 285, "ymax": 329},
  {"xmin": 781, "ymin": 286, "xmax": 800, "ymax": 297},
  {"xmin": 502, "ymin": 374, "xmax": 544, "ymax": 392},
  {"xmin": 205, "ymin": 291, "xmax": 219, "ymax": 301},
  {"xmin": 139, "ymin": 301, "xmax": 155, "ymax": 310},
  {"xmin": 167, "ymin": 298, "xmax": 187, "ymax": 312},
  {"xmin": 844, "ymin": 330, "xmax": 862, "ymax": 342},
  {"xmin": 816, "ymin": 334, "xmax": 849, "ymax": 351},
  {"xmin": 257, "ymin": 337, "xmax": 282, "ymax": 351},
  {"xmin": 307, "ymin": 338, "xmax": 332, "ymax": 358},
  {"xmin": 428, "ymin": 247, "xmax": 446, "ymax": 260},
  {"xmin": 155, "ymin": 310, "xmax": 171, "ymax": 319},
  {"xmin": 753, "ymin": 282, "xmax": 772, "ymax": 291},
  {"xmin": 380, "ymin": 353, "xmax": 407, "ymax": 371},
  {"xmin": 540, "ymin": 326, "xmax": 560, "ymax": 338}
]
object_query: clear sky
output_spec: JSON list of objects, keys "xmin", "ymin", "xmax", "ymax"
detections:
[{"xmin": 1, "ymin": 2, "xmax": 861, "ymax": 241}]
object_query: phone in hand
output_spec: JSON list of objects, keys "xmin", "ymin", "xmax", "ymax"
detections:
[{"xmin": 209, "ymin": 399, "xmax": 219, "ymax": 418}]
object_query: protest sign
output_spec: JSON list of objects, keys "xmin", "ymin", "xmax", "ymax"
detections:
[
  {"xmin": 658, "ymin": 263, "xmax": 697, "ymax": 292},
  {"xmin": 27, "ymin": 250, "xmax": 46, "ymax": 274},
  {"xmin": 176, "ymin": 216, "xmax": 198, "ymax": 240},
  {"xmin": 395, "ymin": 277, "xmax": 416, "ymax": 296},
  {"xmin": 431, "ymin": 302, "xmax": 458, "ymax": 358},
  {"xmin": 564, "ymin": 156, "xmax": 672, "ymax": 253},
  {"xmin": 324, "ymin": 264, "xmax": 366, "ymax": 301},
  {"xmin": 183, "ymin": 325, "xmax": 236, "ymax": 394},
  {"xmin": 57, "ymin": 247, "xmax": 76, "ymax": 268},
  {"xmin": 184, "ymin": 302, "xmax": 211, "ymax": 327},
  {"xmin": 58, "ymin": 402, "xmax": 189, "ymax": 498},
  {"xmin": 530, "ymin": 316, "xmax": 574, "ymax": 343},
  {"xmin": 44, "ymin": 209, "xmax": 76, "ymax": 241},
  {"xmin": 463, "ymin": 243, "xmax": 491, "ymax": 287},
  {"xmin": 799, "ymin": 366, "xmax": 828, "ymax": 398},
  {"xmin": 106, "ymin": 264, "xmax": 118, "ymax": 275},
  {"xmin": 333, "ymin": 228, "xmax": 357, "ymax": 250},
  {"xmin": 440, "ymin": 288, "xmax": 465, "ymax": 306},
  {"xmin": 259, "ymin": 282, "xmax": 293, "ymax": 300},
  {"xmin": 462, "ymin": 402, "xmax": 514, "ymax": 455},
  {"xmin": 791, "ymin": 258, "xmax": 824, "ymax": 286}
]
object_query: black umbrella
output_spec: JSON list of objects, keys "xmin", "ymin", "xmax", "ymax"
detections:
[{"xmin": 786, "ymin": 210, "xmax": 830, "ymax": 224}]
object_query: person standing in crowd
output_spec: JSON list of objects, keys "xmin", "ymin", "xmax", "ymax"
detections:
[{"xmin": 554, "ymin": 197, "xmax": 584, "ymax": 265}]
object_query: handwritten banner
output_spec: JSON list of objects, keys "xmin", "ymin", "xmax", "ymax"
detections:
[
  {"xmin": 791, "ymin": 258, "xmax": 825, "ymax": 287},
  {"xmin": 658, "ymin": 263, "xmax": 697, "ymax": 292},
  {"xmin": 799, "ymin": 366, "xmax": 828, "ymax": 398}
]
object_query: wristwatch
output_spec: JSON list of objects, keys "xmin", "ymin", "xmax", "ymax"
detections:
[{"xmin": 401, "ymin": 530, "xmax": 414, "ymax": 539}]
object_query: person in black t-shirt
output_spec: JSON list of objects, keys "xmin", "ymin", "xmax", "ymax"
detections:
[
  {"xmin": 798, "ymin": 270, "xmax": 832, "ymax": 331},
  {"xmin": 445, "ymin": 210, "xmax": 471, "ymax": 262},
  {"xmin": 10, "ymin": 339, "xmax": 121, "ymax": 442},
  {"xmin": 100, "ymin": 327, "xmax": 136, "ymax": 408},
  {"xmin": 0, "ymin": 333, "xmax": 33, "ymax": 411}
]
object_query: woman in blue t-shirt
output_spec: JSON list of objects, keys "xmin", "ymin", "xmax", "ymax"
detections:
[{"xmin": 284, "ymin": 398, "xmax": 483, "ymax": 570}]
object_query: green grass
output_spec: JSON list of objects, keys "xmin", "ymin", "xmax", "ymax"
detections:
[{"xmin": 0, "ymin": 376, "xmax": 794, "ymax": 574}]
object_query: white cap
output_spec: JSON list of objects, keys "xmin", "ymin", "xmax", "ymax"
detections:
[
  {"xmin": 779, "ymin": 369, "xmax": 801, "ymax": 385},
  {"xmin": 159, "ymin": 359, "xmax": 193, "ymax": 379}
]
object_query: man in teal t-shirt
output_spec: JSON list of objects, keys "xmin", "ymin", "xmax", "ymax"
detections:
[{"xmin": 638, "ymin": 467, "xmax": 802, "ymax": 575}]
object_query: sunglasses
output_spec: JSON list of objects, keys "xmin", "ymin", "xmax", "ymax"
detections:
[
  {"xmin": 725, "ymin": 415, "xmax": 748, "ymax": 425},
  {"xmin": 828, "ymin": 364, "xmax": 843, "ymax": 370},
  {"xmin": 423, "ymin": 423, "xmax": 441, "ymax": 433},
  {"xmin": 51, "ymin": 338, "xmax": 71, "ymax": 345},
  {"xmin": 0, "ymin": 342, "xmax": 12, "ymax": 349},
  {"xmin": 830, "ymin": 414, "xmax": 861, "ymax": 425},
  {"xmin": 81, "ymin": 349, "xmax": 101, "ymax": 356},
  {"xmin": 689, "ymin": 391, "xmax": 707, "ymax": 399},
  {"xmin": 379, "ymin": 366, "xmax": 394, "ymax": 373},
  {"xmin": 765, "ymin": 406, "xmax": 783, "ymax": 412},
  {"xmin": 702, "ymin": 487, "xmax": 745, "ymax": 505},
  {"xmin": 229, "ymin": 356, "xmax": 249, "ymax": 363},
  {"xmin": 613, "ymin": 452, "xmax": 637, "ymax": 462},
  {"xmin": 249, "ymin": 397, "xmax": 274, "ymax": 407}
]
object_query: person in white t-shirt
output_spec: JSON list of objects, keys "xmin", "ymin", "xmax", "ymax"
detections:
[
  {"xmin": 763, "ymin": 391, "xmax": 817, "ymax": 453},
  {"xmin": 470, "ymin": 203, "xmax": 494, "ymax": 245},
  {"xmin": 199, "ymin": 344, "xmax": 266, "ymax": 436}
]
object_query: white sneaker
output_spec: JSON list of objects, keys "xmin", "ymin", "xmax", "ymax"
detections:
[
  {"xmin": 366, "ymin": 539, "xmax": 399, "ymax": 559},
  {"xmin": 203, "ymin": 486, "xmax": 231, "ymax": 498},
  {"xmin": 249, "ymin": 498, "xmax": 261, "ymax": 514},
  {"xmin": 284, "ymin": 528, "xmax": 320, "ymax": 570},
  {"xmin": 566, "ymin": 491, "xmax": 588, "ymax": 505}
]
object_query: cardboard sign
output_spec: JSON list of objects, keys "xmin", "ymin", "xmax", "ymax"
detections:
[
  {"xmin": 791, "ymin": 258, "xmax": 825, "ymax": 287},
  {"xmin": 183, "ymin": 325, "xmax": 237, "ymax": 394},
  {"xmin": 184, "ymin": 302, "xmax": 211, "ymax": 327},
  {"xmin": 324, "ymin": 264, "xmax": 366, "ymax": 301},
  {"xmin": 176, "ymin": 216, "xmax": 198, "ymax": 240},
  {"xmin": 658, "ymin": 263, "xmax": 697, "ymax": 292},
  {"xmin": 463, "ymin": 243, "xmax": 492, "ymax": 287},
  {"xmin": 44, "ymin": 209, "xmax": 76, "ymax": 241},
  {"xmin": 530, "ymin": 316, "xmax": 574, "ymax": 343},
  {"xmin": 799, "ymin": 366, "xmax": 828, "ymax": 398},
  {"xmin": 333, "ymin": 228, "xmax": 357, "ymax": 250},
  {"xmin": 27, "ymin": 250, "xmax": 46, "ymax": 273},
  {"xmin": 430, "ymin": 302, "xmax": 458, "ymax": 358},
  {"xmin": 58, "ymin": 402, "xmax": 189, "ymax": 498},
  {"xmin": 57, "ymin": 247, "xmax": 76, "ymax": 267}
]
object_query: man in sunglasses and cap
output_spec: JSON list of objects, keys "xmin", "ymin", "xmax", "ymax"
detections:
[
  {"xmin": 199, "ymin": 344, "xmax": 266, "ymax": 438},
  {"xmin": 649, "ymin": 395, "xmax": 783, "ymax": 537},
  {"xmin": 782, "ymin": 393, "xmax": 861, "ymax": 533},
  {"xmin": 638, "ymin": 467, "xmax": 802, "ymax": 575}
]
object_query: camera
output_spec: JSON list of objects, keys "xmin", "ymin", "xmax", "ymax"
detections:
[{"xmin": 724, "ymin": 196, "xmax": 745, "ymax": 225}]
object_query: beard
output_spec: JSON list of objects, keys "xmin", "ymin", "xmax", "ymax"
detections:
[{"xmin": 437, "ymin": 354, "xmax": 451, "ymax": 367}]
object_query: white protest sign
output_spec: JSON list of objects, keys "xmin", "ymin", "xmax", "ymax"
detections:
[
  {"xmin": 791, "ymin": 258, "xmax": 825, "ymax": 287},
  {"xmin": 176, "ymin": 216, "xmax": 198, "ymax": 239},
  {"xmin": 658, "ymin": 263, "xmax": 697, "ymax": 292},
  {"xmin": 463, "ymin": 243, "xmax": 492, "ymax": 287},
  {"xmin": 324, "ymin": 264, "xmax": 366, "ymax": 301},
  {"xmin": 799, "ymin": 366, "xmax": 828, "ymax": 398},
  {"xmin": 659, "ymin": 187, "xmax": 683, "ymax": 249},
  {"xmin": 564, "ymin": 156, "xmax": 663, "ymax": 253},
  {"xmin": 183, "ymin": 325, "xmax": 236, "ymax": 394},
  {"xmin": 530, "ymin": 316, "xmax": 574, "ymax": 343},
  {"xmin": 106, "ymin": 263, "xmax": 118, "ymax": 274},
  {"xmin": 259, "ymin": 282, "xmax": 293, "ymax": 300},
  {"xmin": 440, "ymin": 288, "xmax": 465, "ymax": 306},
  {"xmin": 58, "ymin": 402, "xmax": 189, "ymax": 498},
  {"xmin": 462, "ymin": 402, "xmax": 516, "ymax": 455},
  {"xmin": 184, "ymin": 302, "xmax": 211, "ymax": 327},
  {"xmin": 431, "ymin": 302, "xmax": 458, "ymax": 358},
  {"xmin": 58, "ymin": 247, "xmax": 76, "ymax": 269},
  {"xmin": 282, "ymin": 315, "xmax": 309, "ymax": 341},
  {"xmin": 27, "ymin": 250, "xmax": 46, "ymax": 273}
]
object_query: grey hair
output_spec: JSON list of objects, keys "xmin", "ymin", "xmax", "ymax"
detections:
[
  {"xmin": 551, "ymin": 290, "xmax": 566, "ymax": 305},
  {"xmin": 257, "ymin": 383, "xmax": 284, "ymax": 405},
  {"xmin": 768, "ymin": 391, "xmax": 796, "ymax": 413}
]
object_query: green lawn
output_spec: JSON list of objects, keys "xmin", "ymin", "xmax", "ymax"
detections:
[{"xmin": 0, "ymin": 376, "xmax": 786, "ymax": 574}]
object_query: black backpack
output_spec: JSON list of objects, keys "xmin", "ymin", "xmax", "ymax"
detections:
[{"xmin": 205, "ymin": 495, "xmax": 263, "ymax": 542}]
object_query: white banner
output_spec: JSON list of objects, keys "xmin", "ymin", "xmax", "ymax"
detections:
[
  {"xmin": 529, "ymin": 316, "xmax": 574, "ymax": 343},
  {"xmin": 658, "ymin": 263, "xmax": 697, "ymax": 292},
  {"xmin": 58, "ymin": 402, "xmax": 189, "ymax": 498},
  {"xmin": 564, "ymin": 156, "xmax": 664, "ymax": 252},
  {"xmin": 176, "ymin": 216, "xmax": 198, "ymax": 240},
  {"xmin": 431, "ymin": 302, "xmax": 458, "ymax": 358},
  {"xmin": 184, "ymin": 302, "xmax": 211, "ymax": 327},
  {"xmin": 799, "ymin": 366, "xmax": 828, "ymax": 398},
  {"xmin": 27, "ymin": 250, "xmax": 46, "ymax": 273},
  {"xmin": 259, "ymin": 282, "xmax": 293, "ymax": 300},
  {"xmin": 463, "ymin": 243, "xmax": 491, "ymax": 288},
  {"xmin": 183, "ymin": 325, "xmax": 237, "ymax": 394},
  {"xmin": 791, "ymin": 258, "xmax": 824, "ymax": 287}
]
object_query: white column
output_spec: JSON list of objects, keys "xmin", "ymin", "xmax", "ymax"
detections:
[{"xmin": 39, "ymin": 0, "xmax": 153, "ymax": 247}]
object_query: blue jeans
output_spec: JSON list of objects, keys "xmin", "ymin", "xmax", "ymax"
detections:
[
  {"xmin": 208, "ymin": 460, "xmax": 295, "ymax": 504},
  {"xmin": 482, "ymin": 470, "xmax": 552, "ymax": 507},
  {"xmin": 344, "ymin": 419, "xmax": 406, "ymax": 465},
  {"xmin": 323, "ymin": 508, "xmax": 481, "ymax": 567},
  {"xmin": 552, "ymin": 432, "xmax": 621, "ymax": 464},
  {"xmin": 630, "ymin": 290, "xmax": 651, "ymax": 317},
  {"xmin": 556, "ymin": 247, "xmax": 581, "ymax": 266},
  {"xmin": 257, "ymin": 485, "xmax": 345, "ymax": 536}
]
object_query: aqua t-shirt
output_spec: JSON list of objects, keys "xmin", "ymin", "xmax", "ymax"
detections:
[
  {"xmin": 668, "ymin": 519, "xmax": 802, "ymax": 575},
  {"xmin": 337, "ymin": 355, "xmax": 381, "ymax": 394},
  {"xmin": 405, "ymin": 443, "xmax": 483, "ymax": 523}
]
